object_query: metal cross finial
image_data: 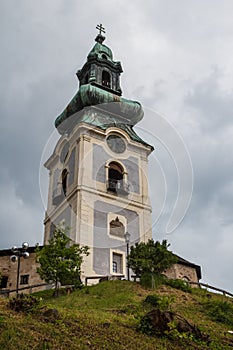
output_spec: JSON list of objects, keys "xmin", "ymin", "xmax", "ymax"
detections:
[{"xmin": 96, "ymin": 23, "xmax": 105, "ymax": 36}]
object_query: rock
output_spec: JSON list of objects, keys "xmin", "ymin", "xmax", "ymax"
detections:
[
  {"xmin": 140, "ymin": 308, "xmax": 209, "ymax": 342},
  {"xmin": 42, "ymin": 308, "xmax": 59, "ymax": 322},
  {"xmin": 141, "ymin": 309, "xmax": 174, "ymax": 335}
]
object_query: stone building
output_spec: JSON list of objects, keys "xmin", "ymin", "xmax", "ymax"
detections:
[
  {"xmin": 0, "ymin": 27, "xmax": 201, "ymax": 294},
  {"xmin": 0, "ymin": 247, "xmax": 44, "ymax": 295},
  {"xmin": 164, "ymin": 255, "xmax": 201, "ymax": 283}
]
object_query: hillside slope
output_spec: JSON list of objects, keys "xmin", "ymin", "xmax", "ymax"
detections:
[{"xmin": 0, "ymin": 280, "xmax": 233, "ymax": 349}]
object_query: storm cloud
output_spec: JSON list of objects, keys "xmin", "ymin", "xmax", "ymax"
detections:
[{"xmin": 1, "ymin": 0, "xmax": 233, "ymax": 291}]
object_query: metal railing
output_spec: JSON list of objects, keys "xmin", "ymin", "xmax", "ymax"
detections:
[
  {"xmin": 0, "ymin": 283, "xmax": 51, "ymax": 297},
  {"xmin": 188, "ymin": 282, "xmax": 233, "ymax": 297},
  {"xmin": 107, "ymin": 179, "xmax": 129, "ymax": 195}
]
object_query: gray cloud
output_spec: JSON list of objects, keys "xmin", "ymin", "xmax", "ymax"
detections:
[{"xmin": 1, "ymin": 1, "xmax": 233, "ymax": 292}]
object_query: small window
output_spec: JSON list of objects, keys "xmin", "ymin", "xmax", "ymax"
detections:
[
  {"xmin": 107, "ymin": 162, "xmax": 126, "ymax": 194},
  {"xmin": 0, "ymin": 276, "xmax": 8, "ymax": 289},
  {"xmin": 62, "ymin": 169, "xmax": 68, "ymax": 196},
  {"xmin": 112, "ymin": 253, "xmax": 123, "ymax": 274},
  {"xmin": 102, "ymin": 54, "xmax": 107, "ymax": 60},
  {"xmin": 20, "ymin": 275, "xmax": 29, "ymax": 285},
  {"xmin": 102, "ymin": 70, "xmax": 111, "ymax": 88}
]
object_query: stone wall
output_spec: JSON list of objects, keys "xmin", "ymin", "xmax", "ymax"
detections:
[
  {"xmin": 164, "ymin": 263, "xmax": 199, "ymax": 283},
  {"xmin": 0, "ymin": 252, "xmax": 45, "ymax": 295}
]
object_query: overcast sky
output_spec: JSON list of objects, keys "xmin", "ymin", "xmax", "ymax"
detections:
[{"xmin": 1, "ymin": 0, "xmax": 233, "ymax": 292}]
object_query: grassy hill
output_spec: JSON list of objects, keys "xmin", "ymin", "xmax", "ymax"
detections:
[{"xmin": 0, "ymin": 280, "xmax": 233, "ymax": 349}]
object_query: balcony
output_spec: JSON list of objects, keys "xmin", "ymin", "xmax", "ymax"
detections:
[{"xmin": 107, "ymin": 179, "xmax": 129, "ymax": 196}]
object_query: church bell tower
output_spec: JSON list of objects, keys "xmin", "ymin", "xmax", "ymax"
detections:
[{"xmin": 44, "ymin": 25, "xmax": 154, "ymax": 280}]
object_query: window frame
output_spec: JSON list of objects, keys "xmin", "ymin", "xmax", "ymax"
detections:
[
  {"xmin": 110, "ymin": 249, "xmax": 126, "ymax": 276},
  {"xmin": 20, "ymin": 274, "xmax": 29, "ymax": 285}
]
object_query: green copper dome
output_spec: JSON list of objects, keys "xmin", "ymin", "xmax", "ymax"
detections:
[
  {"xmin": 55, "ymin": 29, "xmax": 146, "ymax": 146},
  {"xmin": 88, "ymin": 42, "xmax": 113, "ymax": 61},
  {"xmin": 55, "ymin": 84, "xmax": 144, "ymax": 134}
]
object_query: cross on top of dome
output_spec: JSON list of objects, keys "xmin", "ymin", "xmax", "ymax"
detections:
[
  {"xmin": 96, "ymin": 23, "xmax": 105, "ymax": 35},
  {"xmin": 95, "ymin": 23, "xmax": 106, "ymax": 44}
]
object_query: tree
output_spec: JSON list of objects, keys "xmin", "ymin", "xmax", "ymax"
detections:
[
  {"xmin": 127, "ymin": 239, "xmax": 177, "ymax": 287},
  {"xmin": 36, "ymin": 226, "xmax": 89, "ymax": 295}
]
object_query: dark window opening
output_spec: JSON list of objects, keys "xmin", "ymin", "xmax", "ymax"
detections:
[
  {"xmin": 84, "ymin": 73, "xmax": 89, "ymax": 84},
  {"xmin": 109, "ymin": 162, "xmax": 123, "ymax": 179},
  {"xmin": 20, "ymin": 274, "xmax": 29, "ymax": 285},
  {"xmin": 107, "ymin": 162, "xmax": 128, "ymax": 195},
  {"xmin": 102, "ymin": 54, "xmax": 107, "ymax": 60},
  {"xmin": 102, "ymin": 70, "xmax": 111, "ymax": 88},
  {"xmin": 110, "ymin": 217, "xmax": 125, "ymax": 238},
  {"xmin": 62, "ymin": 169, "xmax": 68, "ymax": 196},
  {"xmin": 0, "ymin": 276, "xmax": 8, "ymax": 289}
]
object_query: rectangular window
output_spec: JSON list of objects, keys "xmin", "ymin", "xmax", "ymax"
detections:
[
  {"xmin": 0, "ymin": 276, "xmax": 8, "ymax": 288},
  {"xmin": 20, "ymin": 274, "xmax": 29, "ymax": 285},
  {"xmin": 112, "ymin": 253, "xmax": 123, "ymax": 274}
]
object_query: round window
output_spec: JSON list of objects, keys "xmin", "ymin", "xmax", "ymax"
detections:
[{"xmin": 107, "ymin": 135, "xmax": 126, "ymax": 153}]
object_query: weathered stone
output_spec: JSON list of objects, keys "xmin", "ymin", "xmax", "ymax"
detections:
[
  {"xmin": 42, "ymin": 308, "xmax": 59, "ymax": 322},
  {"xmin": 141, "ymin": 308, "xmax": 209, "ymax": 342}
]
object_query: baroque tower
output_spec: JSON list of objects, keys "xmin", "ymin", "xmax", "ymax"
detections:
[{"xmin": 44, "ymin": 26, "xmax": 153, "ymax": 280}]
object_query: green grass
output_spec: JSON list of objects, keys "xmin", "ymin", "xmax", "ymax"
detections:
[{"xmin": 0, "ymin": 281, "xmax": 233, "ymax": 349}]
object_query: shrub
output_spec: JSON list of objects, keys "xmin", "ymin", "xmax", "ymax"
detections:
[
  {"xmin": 164, "ymin": 278, "xmax": 192, "ymax": 293},
  {"xmin": 143, "ymin": 294, "xmax": 174, "ymax": 311},
  {"xmin": 138, "ymin": 311, "xmax": 156, "ymax": 335},
  {"xmin": 8, "ymin": 294, "xmax": 42, "ymax": 314},
  {"xmin": 204, "ymin": 299, "xmax": 233, "ymax": 326},
  {"xmin": 143, "ymin": 294, "xmax": 160, "ymax": 307},
  {"xmin": 140, "ymin": 272, "xmax": 165, "ymax": 289}
]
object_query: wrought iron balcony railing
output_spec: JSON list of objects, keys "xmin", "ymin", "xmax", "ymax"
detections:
[{"xmin": 107, "ymin": 179, "xmax": 129, "ymax": 196}]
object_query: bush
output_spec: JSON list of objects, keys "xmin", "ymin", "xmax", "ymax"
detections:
[
  {"xmin": 204, "ymin": 300, "xmax": 233, "ymax": 326},
  {"xmin": 8, "ymin": 294, "xmax": 42, "ymax": 314},
  {"xmin": 164, "ymin": 278, "xmax": 192, "ymax": 293},
  {"xmin": 32, "ymin": 289, "xmax": 54, "ymax": 299},
  {"xmin": 143, "ymin": 294, "xmax": 174, "ymax": 311},
  {"xmin": 143, "ymin": 294, "xmax": 161, "ymax": 307},
  {"xmin": 140, "ymin": 272, "xmax": 165, "ymax": 289}
]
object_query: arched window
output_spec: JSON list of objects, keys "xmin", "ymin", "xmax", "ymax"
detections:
[
  {"xmin": 102, "ymin": 54, "xmax": 107, "ymax": 60},
  {"xmin": 62, "ymin": 169, "xmax": 68, "ymax": 196},
  {"xmin": 109, "ymin": 162, "xmax": 123, "ymax": 181},
  {"xmin": 107, "ymin": 162, "xmax": 129, "ymax": 195},
  {"xmin": 108, "ymin": 162, "xmax": 123, "ymax": 193},
  {"xmin": 110, "ymin": 217, "xmax": 125, "ymax": 238},
  {"xmin": 102, "ymin": 70, "xmax": 111, "ymax": 88}
]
